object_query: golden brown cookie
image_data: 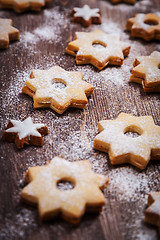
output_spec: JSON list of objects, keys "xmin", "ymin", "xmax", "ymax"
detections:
[
  {"xmin": 145, "ymin": 192, "xmax": 160, "ymax": 233},
  {"xmin": 130, "ymin": 51, "xmax": 160, "ymax": 92},
  {"xmin": 2, "ymin": 117, "xmax": 48, "ymax": 149},
  {"xmin": 21, "ymin": 157, "xmax": 109, "ymax": 224},
  {"xmin": 110, "ymin": 0, "xmax": 136, "ymax": 4},
  {"xmin": 22, "ymin": 66, "xmax": 94, "ymax": 114},
  {"xmin": 0, "ymin": 18, "xmax": 19, "ymax": 49},
  {"xmin": 71, "ymin": 5, "xmax": 101, "ymax": 27},
  {"xmin": 126, "ymin": 13, "xmax": 160, "ymax": 41},
  {"xmin": 66, "ymin": 29, "xmax": 130, "ymax": 70},
  {"xmin": 0, "ymin": 0, "xmax": 51, "ymax": 13},
  {"xmin": 94, "ymin": 112, "xmax": 160, "ymax": 170}
]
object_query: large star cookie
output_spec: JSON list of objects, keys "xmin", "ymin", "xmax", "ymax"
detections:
[
  {"xmin": 0, "ymin": 0, "xmax": 51, "ymax": 13},
  {"xmin": 0, "ymin": 18, "xmax": 19, "ymax": 49},
  {"xmin": 2, "ymin": 117, "xmax": 48, "ymax": 149},
  {"xmin": 22, "ymin": 66, "xmax": 94, "ymax": 114},
  {"xmin": 145, "ymin": 192, "xmax": 160, "ymax": 233},
  {"xmin": 110, "ymin": 0, "xmax": 136, "ymax": 4},
  {"xmin": 21, "ymin": 157, "xmax": 109, "ymax": 224},
  {"xmin": 94, "ymin": 113, "xmax": 160, "ymax": 170},
  {"xmin": 72, "ymin": 5, "xmax": 101, "ymax": 27},
  {"xmin": 66, "ymin": 29, "xmax": 130, "ymax": 70},
  {"xmin": 126, "ymin": 13, "xmax": 160, "ymax": 41},
  {"xmin": 130, "ymin": 51, "xmax": 160, "ymax": 92}
]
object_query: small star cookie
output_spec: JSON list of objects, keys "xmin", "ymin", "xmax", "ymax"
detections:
[
  {"xmin": 72, "ymin": 5, "xmax": 101, "ymax": 27},
  {"xmin": 66, "ymin": 29, "xmax": 130, "ymax": 70},
  {"xmin": 22, "ymin": 66, "xmax": 94, "ymax": 114},
  {"xmin": 130, "ymin": 51, "xmax": 160, "ymax": 92},
  {"xmin": 0, "ymin": 0, "xmax": 51, "ymax": 13},
  {"xmin": 126, "ymin": 13, "xmax": 160, "ymax": 41},
  {"xmin": 145, "ymin": 192, "xmax": 160, "ymax": 233},
  {"xmin": 0, "ymin": 18, "xmax": 19, "ymax": 49},
  {"xmin": 94, "ymin": 112, "xmax": 160, "ymax": 170},
  {"xmin": 110, "ymin": 0, "xmax": 136, "ymax": 4},
  {"xmin": 2, "ymin": 117, "xmax": 48, "ymax": 149},
  {"xmin": 21, "ymin": 157, "xmax": 109, "ymax": 224}
]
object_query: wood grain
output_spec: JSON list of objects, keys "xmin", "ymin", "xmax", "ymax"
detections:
[{"xmin": 0, "ymin": 0, "xmax": 160, "ymax": 239}]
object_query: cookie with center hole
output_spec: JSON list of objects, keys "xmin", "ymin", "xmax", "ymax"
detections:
[
  {"xmin": 21, "ymin": 157, "xmax": 109, "ymax": 224},
  {"xmin": 0, "ymin": 0, "xmax": 51, "ymax": 13},
  {"xmin": 0, "ymin": 18, "xmax": 19, "ymax": 49},
  {"xmin": 130, "ymin": 51, "xmax": 160, "ymax": 92},
  {"xmin": 145, "ymin": 192, "xmax": 160, "ymax": 234},
  {"xmin": 94, "ymin": 112, "xmax": 160, "ymax": 170},
  {"xmin": 22, "ymin": 66, "xmax": 94, "ymax": 114},
  {"xmin": 126, "ymin": 13, "xmax": 160, "ymax": 41},
  {"xmin": 66, "ymin": 29, "xmax": 130, "ymax": 70}
]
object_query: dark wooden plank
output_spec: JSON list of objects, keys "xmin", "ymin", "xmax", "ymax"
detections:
[{"xmin": 0, "ymin": 0, "xmax": 160, "ymax": 239}]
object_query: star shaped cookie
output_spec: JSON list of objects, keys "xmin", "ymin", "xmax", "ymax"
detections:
[
  {"xmin": 0, "ymin": 0, "xmax": 51, "ymax": 13},
  {"xmin": 22, "ymin": 66, "xmax": 94, "ymax": 114},
  {"xmin": 145, "ymin": 192, "xmax": 160, "ymax": 233},
  {"xmin": 21, "ymin": 157, "xmax": 109, "ymax": 224},
  {"xmin": 94, "ymin": 112, "xmax": 160, "ymax": 170},
  {"xmin": 0, "ymin": 18, "xmax": 19, "ymax": 49},
  {"xmin": 72, "ymin": 5, "xmax": 101, "ymax": 27},
  {"xmin": 110, "ymin": 0, "xmax": 136, "ymax": 4},
  {"xmin": 130, "ymin": 51, "xmax": 160, "ymax": 92},
  {"xmin": 126, "ymin": 13, "xmax": 160, "ymax": 41},
  {"xmin": 2, "ymin": 117, "xmax": 48, "ymax": 149},
  {"xmin": 66, "ymin": 29, "xmax": 130, "ymax": 70}
]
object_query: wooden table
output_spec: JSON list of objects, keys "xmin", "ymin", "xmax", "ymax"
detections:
[{"xmin": 0, "ymin": 0, "xmax": 160, "ymax": 239}]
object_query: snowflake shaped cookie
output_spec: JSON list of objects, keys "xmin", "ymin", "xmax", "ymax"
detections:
[
  {"xmin": 66, "ymin": 29, "xmax": 130, "ymax": 70},
  {"xmin": 2, "ymin": 117, "xmax": 48, "ymax": 149},
  {"xmin": 21, "ymin": 157, "xmax": 109, "ymax": 224},
  {"xmin": 72, "ymin": 5, "xmax": 101, "ymax": 27},
  {"xmin": 130, "ymin": 51, "xmax": 160, "ymax": 92},
  {"xmin": 0, "ymin": 0, "xmax": 51, "ymax": 13},
  {"xmin": 126, "ymin": 13, "xmax": 160, "ymax": 41},
  {"xmin": 110, "ymin": 0, "xmax": 136, "ymax": 4},
  {"xmin": 94, "ymin": 113, "xmax": 160, "ymax": 170},
  {"xmin": 145, "ymin": 192, "xmax": 160, "ymax": 233},
  {"xmin": 22, "ymin": 66, "xmax": 94, "ymax": 114},
  {"xmin": 0, "ymin": 18, "xmax": 19, "ymax": 49}
]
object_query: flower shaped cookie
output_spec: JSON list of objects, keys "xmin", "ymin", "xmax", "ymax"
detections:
[
  {"xmin": 145, "ymin": 192, "xmax": 160, "ymax": 233},
  {"xmin": 0, "ymin": 18, "xmax": 19, "ymax": 49},
  {"xmin": 22, "ymin": 66, "xmax": 94, "ymax": 114},
  {"xmin": 130, "ymin": 51, "xmax": 160, "ymax": 92},
  {"xmin": 72, "ymin": 5, "xmax": 101, "ymax": 27},
  {"xmin": 0, "ymin": 0, "xmax": 51, "ymax": 13},
  {"xmin": 2, "ymin": 117, "xmax": 48, "ymax": 149},
  {"xmin": 21, "ymin": 157, "xmax": 109, "ymax": 224},
  {"xmin": 66, "ymin": 29, "xmax": 131, "ymax": 70},
  {"xmin": 94, "ymin": 113, "xmax": 160, "ymax": 170},
  {"xmin": 126, "ymin": 13, "xmax": 160, "ymax": 41}
]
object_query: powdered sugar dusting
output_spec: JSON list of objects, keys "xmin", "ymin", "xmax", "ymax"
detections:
[
  {"xmin": 20, "ymin": 7, "xmax": 66, "ymax": 48},
  {"xmin": 108, "ymin": 167, "xmax": 149, "ymax": 201},
  {"xmin": 0, "ymin": 0, "xmax": 160, "ymax": 239}
]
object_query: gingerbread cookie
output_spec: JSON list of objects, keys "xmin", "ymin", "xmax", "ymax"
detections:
[
  {"xmin": 110, "ymin": 0, "xmax": 136, "ymax": 4},
  {"xmin": 66, "ymin": 29, "xmax": 130, "ymax": 70},
  {"xmin": 21, "ymin": 157, "xmax": 109, "ymax": 224},
  {"xmin": 126, "ymin": 13, "xmax": 160, "ymax": 41},
  {"xmin": 130, "ymin": 51, "xmax": 160, "ymax": 92},
  {"xmin": 94, "ymin": 112, "xmax": 160, "ymax": 170},
  {"xmin": 0, "ymin": 18, "xmax": 19, "ymax": 49},
  {"xmin": 71, "ymin": 5, "xmax": 101, "ymax": 27},
  {"xmin": 145, "ymin": 192, "xmax": 160, "ymax": 233},
  {"xmin": 0, "ymin": 0, "xmax": 51, "ymax": 13},
  {"xmin": 22, "ymin": 66, "xmax": 94, "ymax": 114},
  {"xmin": 2, "ymin": 117, "xmax": 48, "ymax": 149}
]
